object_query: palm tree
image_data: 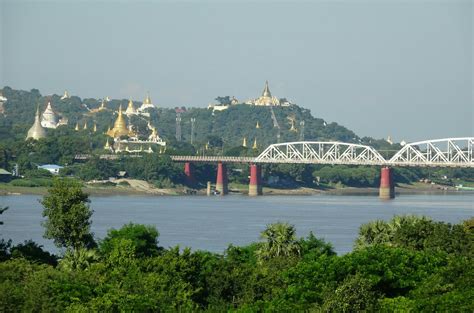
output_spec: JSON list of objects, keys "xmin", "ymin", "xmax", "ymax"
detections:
[
  {"xmin": 256, "ymin": 222, "xmax": 301, "ymax": 261},
  {"xmin": 59, "ymin": 248, "xmax": 99, "ymax": 271},
  {"xmin": 355, "ymin": 215, "xmax": 431, "ymax": 250}
]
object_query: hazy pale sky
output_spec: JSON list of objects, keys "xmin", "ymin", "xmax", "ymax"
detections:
[{"xmin": 1, "ymin": 0, "xmax": 472, "ymax": 141}]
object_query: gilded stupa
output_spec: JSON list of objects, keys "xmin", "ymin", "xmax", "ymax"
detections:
[
  {"xmin": 106, "ymin": 105, "xmax": 135, "ymax": 138},
  {"xmin": 26, "ymin": 107, "xmax": 47, "ymax": 140},
  {"xmin": 125, "ymin": 98, "xmax": 137, "ymax": 116},
  {"xmin": 246, "ymin": 81, "xmax": 293, "ymax": 107},
  {"xmin": 138, "ymin": 93, "xmax": 155, "ymax": 111},
  {"xmin": 242, "ymin": 137, "xmax": 247, "ymax": 147},
  {"xmin": 252, "ymin": 138, "xmax": 258, "ymax": 150}
]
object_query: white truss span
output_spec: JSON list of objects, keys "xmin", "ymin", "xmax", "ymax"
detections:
[
  {"xmin": 389, "ymin": 137, "xmax": 474, "ymax": 167},
  {"xmin": 255, "ymin": 141, "xmax": 387, "ymax": 165}
]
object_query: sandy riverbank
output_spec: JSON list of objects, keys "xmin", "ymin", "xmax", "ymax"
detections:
[{"xmin": 1, "ymin": 179, "xmax": 470, "ymax": 197}]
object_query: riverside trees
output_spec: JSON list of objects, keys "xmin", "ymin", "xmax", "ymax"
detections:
[{"xmin": 0, "ymin": 184, "xmax": 472, "ymax": 312}]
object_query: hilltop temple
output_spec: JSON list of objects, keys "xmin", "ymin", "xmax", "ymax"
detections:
[
  {"xmin": 105, "ymin": 105, "xmax": 165, "ymax": 153},
  {"xmin": 138, "ymin": 93, "xmax": 155, "ymax": 112},
  {"xmin": 26, "ymin": 107, "xmax": 47, "ymax": 140},
  {"xmin": 246, "ymin": 81, "xmax": 293, "ymax": 106}
]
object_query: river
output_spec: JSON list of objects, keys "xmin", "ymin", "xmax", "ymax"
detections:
[{"xmin": 0, "ymin": 194, "xmax": 473, "ymax": 255}]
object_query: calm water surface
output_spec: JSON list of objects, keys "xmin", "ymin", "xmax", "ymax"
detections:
[{"xmin": 1, "ymin": 194, "xmax": 473, "ymax": 254}]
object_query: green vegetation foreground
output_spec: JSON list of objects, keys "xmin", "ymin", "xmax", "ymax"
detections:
[{"xmin": 0, "ymin": 179, "xmax": 473, "ymax": 312}]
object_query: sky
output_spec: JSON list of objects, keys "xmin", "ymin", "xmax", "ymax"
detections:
[{"xmin": 1, "ymin": 0, "xmax": 472, "ymax": 142}]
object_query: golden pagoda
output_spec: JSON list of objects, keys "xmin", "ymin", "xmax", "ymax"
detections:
[
  {"xmin": 75, "ymin": 123, "xmax": 79, "ymax": 131},
  {"xmin": 26, "ymin": 106, "xmax": 47, "ymax": 140},
  {"xmin": 83, "ymin": 122, "xmax": 88, "ymax": 130},
  {"xmin": 256, "ymin": 121, "xmax": 260, "ymax": 129},
  {"xmin": 106, "ymin": 105, "xmax": 135, "ymax": 138},
  {"xmin": 253, "ymin": 81, "xmax": 280, "ymax": 106},
  {"xmin": 125, "ymin": 98, "xmax": 136, "ymax": 116},
  {"xmin": 242, "ymin": 137, "xmax": 247, "ymax": 147},
  {"xmin": 252, "ymin": 138, "xmax": 258, "ymax": 150}
]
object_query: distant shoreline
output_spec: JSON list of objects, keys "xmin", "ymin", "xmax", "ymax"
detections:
[{"xmin": 1, "ymin": 181, "xmax": 471, "ymax": 197}]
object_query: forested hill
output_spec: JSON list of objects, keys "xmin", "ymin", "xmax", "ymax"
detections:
[{"xmin": 0, "ymin": 86, "xmax": 395, "ymax": 151}]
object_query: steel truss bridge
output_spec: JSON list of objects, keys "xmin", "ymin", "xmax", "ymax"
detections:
[{"xmin": 171, "ymin": 137, "xmax": 474, "ymax": 168}]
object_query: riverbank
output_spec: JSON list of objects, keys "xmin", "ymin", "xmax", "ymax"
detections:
[{"xmin": 1, "ymin": 179, "xmax": 471, "ymax": 197}]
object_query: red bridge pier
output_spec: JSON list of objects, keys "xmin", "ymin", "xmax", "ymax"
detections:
[
  {"xmin": 249, "ymin": 164, "xmax": 263, "ymax": 196},
  {"xmin": 379, "ymin": 167, "xmax": 395, "ymax": 199},
  {"xmin": 216, "ymin": 162, "xmax": 228, "ymax": 195},
  {"xmin": 184, "ymin": 162, "xmax": 196, "ymax": 186}
]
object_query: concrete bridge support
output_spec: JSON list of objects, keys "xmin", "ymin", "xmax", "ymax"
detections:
[
  {"xmin": 249, "ymin": 164, "xmax": 263, "ymax": 196},
  {"xmin": 379, "ymin": 167, "xmax": 395, "ymax": 199},
  {"xmin": 184, "ymin": 162, "xmax": 196, "ymax": 185},
  {"xmin": 216, "ymin": 162, "xmax": 228, "ymax": 195}
]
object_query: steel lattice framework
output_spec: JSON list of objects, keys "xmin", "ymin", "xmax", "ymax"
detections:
[
  {"xmin": 255, "ymin": 141, "xmax": 387, "ymax": 165},
  {"xmin": 78, "ymin": 137, "xmax": 474, "ymax": 168},
  {"xmin": 389, "ymin": 137, "xmax": 474, "ymax": 167}
]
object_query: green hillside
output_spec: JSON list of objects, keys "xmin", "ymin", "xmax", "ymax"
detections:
[{"xmin": 0, "ymin": 86, "xmax": 394, "ymax": 151}]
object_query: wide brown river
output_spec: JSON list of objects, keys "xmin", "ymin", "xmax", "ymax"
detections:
[{"xmin": 1, "ymin": 193, "xmax": 473, "ymax": 254}]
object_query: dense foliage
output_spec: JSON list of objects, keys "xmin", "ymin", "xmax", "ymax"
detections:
[{"xmin": 0, "ymin": 181, "xmax": 472, "ymax": 311}]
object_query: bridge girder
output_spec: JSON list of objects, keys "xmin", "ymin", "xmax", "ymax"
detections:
[
  {"xmin": 388, "ymin": 137, "xmax": 474, "ymax": 167},
  {"xmin": 255, "ymin": 141, "xmax": 387, "ymax": 165}
]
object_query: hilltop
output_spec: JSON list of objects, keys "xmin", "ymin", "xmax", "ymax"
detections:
[{"xmin": 0, "ymin": 86, "xmax": 394, "ymax": 151}]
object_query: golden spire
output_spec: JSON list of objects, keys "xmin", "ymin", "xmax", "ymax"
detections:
[
  {"xmin": 83, "ymin": 121, "xmax": 88, "ymax": 130},
  {"xmin": 252, "ymin": 138, "xmax": 258, "ymax": 150},
  {"xmin": 262, "ymin": 81, "xmax": 271, "ymax": 98},
  {"xmin": 205, "ymin": 142, "xmax": 209, "ymax": 150},
  {"xmin": 256, "ymin": 121, "xmax": 260, "ymax": 129},
  {"xmin": 107, "ymin": 105, "xmax": 134, "ymax": 138},
  {"xmin": 93, "ymin": 123, "xmax": 97, "ymax": 132},
  {"xmin": 104, "ymin": 138, "xmax": 110, "ymax": 149},
  {"xmin": 144, "ymin": 92, "xmax": 152, "ymax": 105},
  {"xmin": 26, "ymin": 106, "xmax": 47, "ymax": 140},
  {"xmin": 126, "ymin": 98, "xmax": 136, "ymax": 114},
  {"xmin": 242, "ymin": 137, "xmax": 247, "ymax": 147},
  {"xmin": 75, "ymin": 122, "xmax": 79, "ymax": 131}
]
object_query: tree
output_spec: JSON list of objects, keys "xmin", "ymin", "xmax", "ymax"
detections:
[
  {"xmin": 99, "ymin": 223, "xmax": 161, "ymax": 258},
  {"xmin": 322, "ymin": 274, "xmax": 379, "ymax": 312},
  {"xmin": 256, "ymin": 222, "xmax": 301, "ymax": 261},
  {"xmin": 41, "ymin": 178, "xmax": 95, "ymax": 251}
]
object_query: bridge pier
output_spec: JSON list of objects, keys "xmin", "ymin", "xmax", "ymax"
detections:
[
  {"xmin": 379, "ymin": 167, "xmax": 395, "ymax": 200},
  {"xmin": 216, "ymin": 162, "xmax": 228, "ymax": 195},
  {"xmin": 184, "ymin": 162, "xmax": 196, "ymax": 186},
  {"xmin": 249, "ymin": 164, "xmax": 263, "ymax": 196}
]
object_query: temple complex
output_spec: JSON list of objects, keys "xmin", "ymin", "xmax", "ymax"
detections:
[
  {"xmin": 27, "ymin": 107, "xmax": 47, "ymax": 140},
  {"xmin": 246, "ymin": 81, "xmax": 293, "ymax": 106}
]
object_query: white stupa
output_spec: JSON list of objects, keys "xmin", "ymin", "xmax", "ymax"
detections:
[{"xmin": 41, "ymin": 102, "xmax": 59, "ymax": 128}]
